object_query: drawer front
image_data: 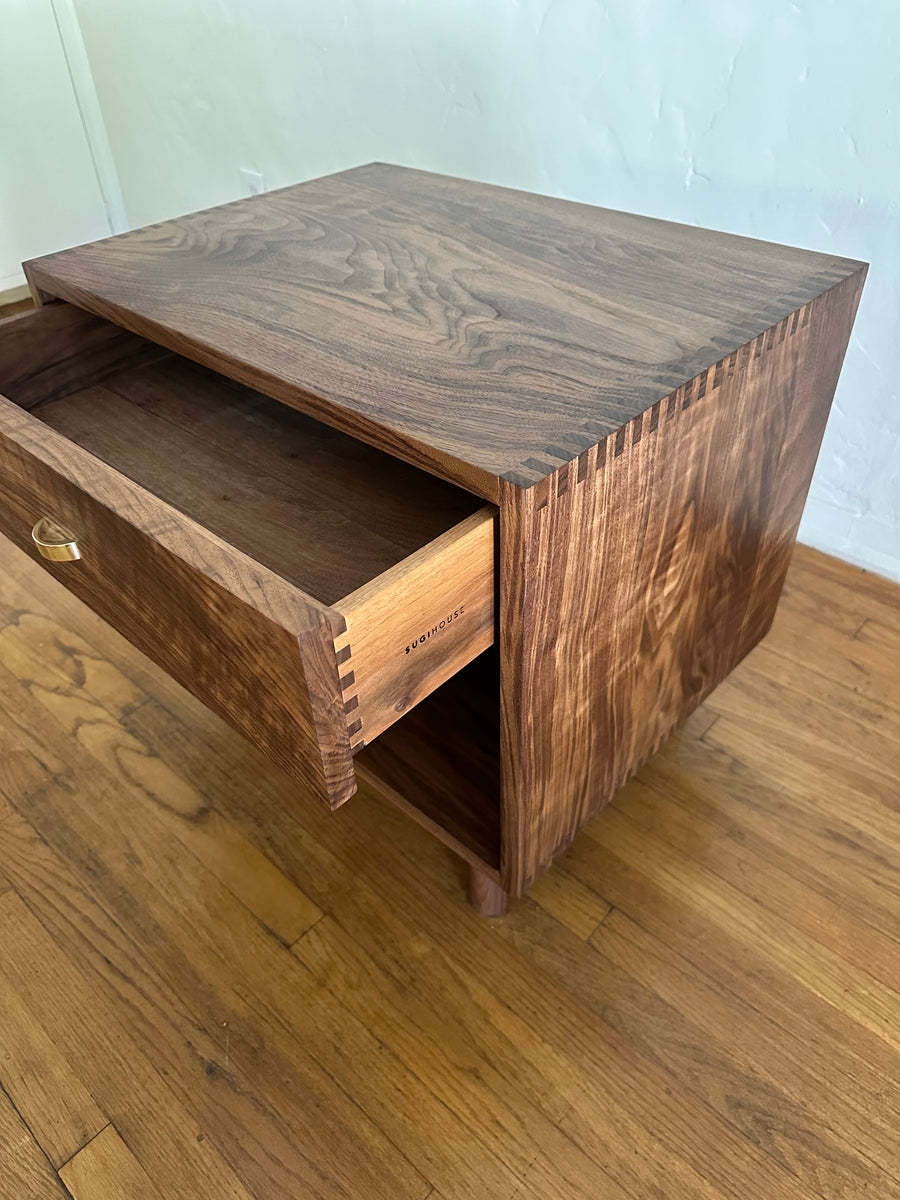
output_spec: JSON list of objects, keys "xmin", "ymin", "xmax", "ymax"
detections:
[
  {"xmin": 334, "ymin": 507, "xmax": 496, "ymax": 749},
  {"xmin": 0, "ymin": 396, "xmax": 356, "ymax": 808}
]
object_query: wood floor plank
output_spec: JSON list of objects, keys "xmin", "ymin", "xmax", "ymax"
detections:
[
  {"xmin": 293, "ymin": 915, "xmax": 632, "ymax": 1200},
  {"xmin": 0, "ymin": 816, "xmax": 425, "ymax": 1200},
  {"xmin": 636, "ymin": 732, "xmax": 900, "ymax": 945},
  {"xmin": 779, "ymin": 549, "xmax": 892, "ymax": 637},
  {"xmin": 220, "ymin": 748, "xmax": 830, "ymax": 1200},
  {"xmin": 0, "ymin": 852, "xmax": 286, "ymax": 1200},
  {"xmin": 491, "ymin": 897, "xmax": 886, "ymax": 1200},
  {"xmin": 525, "ymin": 863, "xmax": 611, "ymax": 940},
  {"xmin": 705, "ymin": 653, "xmax": 900, "ymax": 799},
  {"xmin": 609, "ymin": 775, "xmax": 900, "ymax": 991},
  {"xmin": 312, "ymin": 792, "xmax": 825, "ymax": 1200},
  {"xmin": 176, "ymin": 728, "xmax": 740, "ymax": 1200},
  {"xmin": 787, "ymin": 544, "xmax": 900, "ymax": 633},
  {"xmin": 561, "ymin": 817, "xmax": 900, "ymax": 1108},
  {"xmin": 582, "ymin": 804, "xmax": 900, "ymax": 1057},
  {"xmin": 0, "ymin": 603, "xmax": 323, "ymax": 946},
  {"xmin": 0, "ymin": 671, "xmax": 491, "ymax": 1200},
  {"xmin": 293, "ymin": 910, "xmax": 782, "ymax": 1200},
  {"xmin": 591, "ymin": 905, "xmax": 900, "ymax": 1188},
  {"xmin": 0, "ymin": 962, "xmax": 107, "ymax": 1168},
  {"xmin": 717, "ymin": 639, "xmax": 900, "ymax": 749},
  {"xmin": 855, "ymin": 616, "xmax": 900, "ymax": 678},
  {"xmin": 702, "ymin": 713, "xmax": 900, "ymax": 867},
  {"xmin": 0, "ymin": 296, "xmax": 34, "ymax": 319},
  {"xmin": 59, "ymin": 1125, "xmax": 164, "ymax": 1200},
  {"xmin": 763, "ymin": 602, "xmax": 900, "ymax": 710},
  {"xmin": 0, "ymin": 701, "xmax": 432, "ymax": 1200},
  {"xmin": 0, "ymin": 1085, "xmax": 69, "ymax": 1200}
]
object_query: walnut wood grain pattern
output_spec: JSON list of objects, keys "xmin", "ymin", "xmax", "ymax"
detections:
[
  {"xmin": 1, "ymin": 531, "xmax": 899, "ymax": 1200},
  {"xmin": 24, "ymin": 164, "xmax": 865, "ymax": 500},
  {"xmin": 31, "ymin": 347, "xmax": 495, "ymax": 757},
  {"xmin": 500, "ymin": 270, "xmax": 866, "ymax": 894},
  {"xmin": 334, "ymin": 507, "xmax": 496, "ymax": 749},
  {"xmin": 0, "ymin": 301, "xmax": 165, "ymax": 410},
  {"xmin": 31, "ymin": 352, "xmax": 484, "ymax": 605},
  {"xmin": 0, "ymin": 397, "xmax": 355, "ymax": 808},
  {"xmin": 108, "ymin": 351, "xmax": 484, "ymax": 596},
  {"xmin": 355, "ymin": 649, "xmax": 502, "ymax": 874}
]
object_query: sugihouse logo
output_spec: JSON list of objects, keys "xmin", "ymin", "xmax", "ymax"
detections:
[{"xmin": 405, "ymin": 607, "xmax": 466, "ymax": 654}]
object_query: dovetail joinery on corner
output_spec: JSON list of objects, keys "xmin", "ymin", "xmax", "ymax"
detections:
[
  {"xmin": 332, "ymin": 633, "xmax": 364, "ymax": 751},
  {"xmin": 530, "ymin": 301, "xmax": 812, "ymax": 504}
]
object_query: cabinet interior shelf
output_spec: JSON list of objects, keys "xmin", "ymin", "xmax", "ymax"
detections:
[{"xmin": 357, "ymin": 648, "xmax": 501, "ymax": 876}]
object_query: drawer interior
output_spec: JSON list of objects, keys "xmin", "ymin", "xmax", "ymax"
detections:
[{"xmin": 8, "ymin": 330, "xmax": 484, "ymax": 607}]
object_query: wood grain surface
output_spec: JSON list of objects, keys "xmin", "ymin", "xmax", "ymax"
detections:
[
  {"xmin": 355, "ymin": 649, "xmax": 502, "ymax": 875},
  {"xmin": 334, "ymin": 506, "xmax": 496, "ymax": 749},
  {"xmin": 500, "ymin": 269, "xmax": 866, "ymax": 893},
  {"xmin": 0, "ymin": 301, "xmax": 165, "ymax": 412},
  {"xmin": 0, "ymin": 304, "xmax": 496, "ymax": 811},
  {"xmin": 0, "ymin": 528, "xmax": 898, "ymax": 1200},
  {"xmin": 59, "ymin": 1126, "xmax": 165, "ymax": 1200},
  {"xmin": 0, "ymin": 1084, "xmax": 69, "ymax": 1200},
  {"xmin": 0, "ymin": 394, "xmax": 355, "ymax": 807},
  {"xmin": 0, "ymin": 961, "xmax": 106, "ymax": 1167},
  {"xmin": 29, "ymin": 349, "xmax": 485, "ymax": 604},
  {"xmin": 24, "ymin": 163, "xmax": 865, "ymax": 499}
]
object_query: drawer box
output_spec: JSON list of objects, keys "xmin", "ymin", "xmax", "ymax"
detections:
[{"xmin": 0, "ymin": 302, "xmax": 496, "ymax": 809}]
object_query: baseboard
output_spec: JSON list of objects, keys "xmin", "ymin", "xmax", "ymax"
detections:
[{"xmin": 0, "ymin": 282, "xmax": 32, "ymax": 306}]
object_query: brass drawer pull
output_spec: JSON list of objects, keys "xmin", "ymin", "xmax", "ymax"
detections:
[{"xmin": 31, "ymin": 517, "xmax": 81, "ymax": 562}]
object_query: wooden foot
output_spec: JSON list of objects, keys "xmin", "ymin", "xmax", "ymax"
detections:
[{"xmin": 469, "ymin": 865, "xmax": 508, "ymax": 916}]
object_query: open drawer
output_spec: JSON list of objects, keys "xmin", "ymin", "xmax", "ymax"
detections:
[{"xmin": 0, "ymin": 302, "xmax": 496, "ymax": 808}]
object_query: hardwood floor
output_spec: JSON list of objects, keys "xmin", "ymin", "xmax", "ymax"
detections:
[{"xmin": 0, "ymin": 531, "xmax": 898, "ymax": 1200}]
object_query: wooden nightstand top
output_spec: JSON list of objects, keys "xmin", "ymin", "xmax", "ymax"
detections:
[{"xmin": 25, "ymin": 162, "xmax": 866, "ymax": 500}]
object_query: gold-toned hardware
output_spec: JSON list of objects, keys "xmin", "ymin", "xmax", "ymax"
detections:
[{"xmin": 31, "ymin": 517, "xmax": 81, "ymax": 562}]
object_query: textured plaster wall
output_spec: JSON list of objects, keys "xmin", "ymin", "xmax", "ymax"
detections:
[{"xmin": 72, "ymin": 0, "xmax": 900, "ymax": 579}]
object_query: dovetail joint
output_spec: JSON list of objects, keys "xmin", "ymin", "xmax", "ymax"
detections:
[
  {"xmin": 333, "ymin": 635, "xmax": 364, "ymax": 750},
  {"xmin": 551, "ymin": 301, "xmax": 811, "ymax": 494}
]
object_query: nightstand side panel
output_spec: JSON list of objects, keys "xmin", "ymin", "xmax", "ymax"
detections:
[{"xmin": 499, "ymin": 268, "xmax": 866, "ymax": 896}]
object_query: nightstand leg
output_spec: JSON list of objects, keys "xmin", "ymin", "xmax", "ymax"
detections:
[{"xmin": 469, "ymin": 866, "xmax": 508, "ymax": 916}]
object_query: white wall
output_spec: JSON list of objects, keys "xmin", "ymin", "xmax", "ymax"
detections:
[
  {"xmin": 0, "ymin": 0, "xmax": 114, "ymax": 292},
  {"xmin": 71, "ymin": 0, "xmax": 900, "ymax": 580}
]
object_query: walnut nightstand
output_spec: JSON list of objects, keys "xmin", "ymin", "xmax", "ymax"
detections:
[{"xmin": 0, "ymin": 164, "xmax": 866, "ymax": 913}]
